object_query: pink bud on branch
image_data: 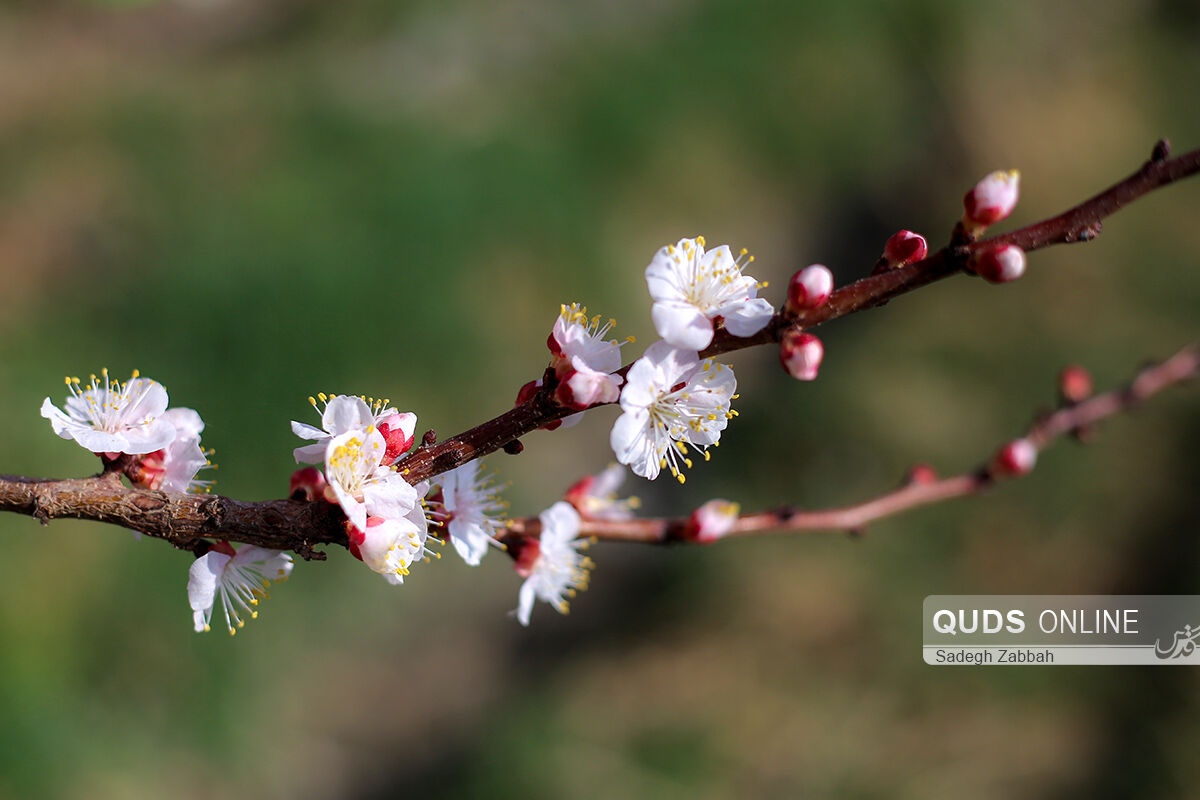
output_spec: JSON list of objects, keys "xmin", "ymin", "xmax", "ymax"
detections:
[
  {"xmin": 881, "ymin": 230, "xmax": 928, "ymax": 269},
  {"xmin": 970, "ymin": 243, "xmax": 1027, "ymax": 283},
  {"xmin": 682, "ymin": 499, "xmax": 740, "ymax": 543},
  {"xmin": 963, "ymin": 169, "xmax": 1020, "ymax": 237},
  {"xmin": 785, "ymin": 264, "xmax": 833, "ymax": 314},
  {"xmin": 1059, "ymin": 365, "xmax": 1094, "ymax": 404},
  {"xmin": 780, "ymin": 330, "xmax": 824, "ymax": 381},
  {"xmin": 289, "ymin": 466, "xmax": 327, "ymax": 502},
  {"xmin": 992, "ymin": 438, "xmax": 1038, "ymax": 476}
]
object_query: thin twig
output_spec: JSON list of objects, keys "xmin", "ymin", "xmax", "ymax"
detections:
[{"xmin": 500, "ymin": 342, "xmax": 1200, "ymax": 544}]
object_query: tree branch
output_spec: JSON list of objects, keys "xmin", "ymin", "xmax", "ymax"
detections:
[
  {"xmin": 0, "ymin": 141, "xmax": 1197, "ymax": 555},
  {"xmin": 397, "ymin": 140, "xmax": 1200, "ymax": 481},
  {"xmin": 500, "ymin": 341, "xmax": 1200, "ymax": 544}
]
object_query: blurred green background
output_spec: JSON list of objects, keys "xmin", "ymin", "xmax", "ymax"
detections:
[{"xmin": 0, "ymin": 0, "xmax": 1198, "ymax": 797}]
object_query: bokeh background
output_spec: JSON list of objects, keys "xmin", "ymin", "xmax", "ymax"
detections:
[{"xmin": 0, "ymin": 0, "xmax": 1198, "ymax": 797}]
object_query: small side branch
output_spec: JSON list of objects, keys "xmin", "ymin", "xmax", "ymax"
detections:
[{"xmin": 500, "ymin": 341, "xmax": 1200, "ymax": 544}]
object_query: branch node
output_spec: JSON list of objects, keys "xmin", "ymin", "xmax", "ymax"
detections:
[
  {"xmin": 422, "ymin": 429, "xmax": 437, "ymax": 446},
  {"xmin": 294, "ymin": 541, "xmax": 327, "ymax": 561},
  {"xmin": 1151, "ymin": 138, "xmax": 1172, "ymax": 163},
  {"xmin": 502, "ymin": 439, "xmax": 524, "ymax": 455}
]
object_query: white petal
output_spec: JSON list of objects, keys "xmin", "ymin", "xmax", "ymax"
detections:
[
  {"xmin": 162, "ymin": 407, "xmax": 205, "ymax": 438},
  {"xmin": 380, "ymin": 411, "xmax": 416, "ymax": 441},
  {"xmin": 363, "ymin": 471, "xmax": 418, "ymax": 520},
  {"xmin": 540, "ymin": 501, "xmax": 581, "ymax": 544},
  {"xmin": 322, "ymin": 395, "xmax": 374, "ymax": 436},
  {"xmin": 291, "ymin": 420, "xmax": 327, "ymax": 441},
  {"xmin": 69, "ymin": 427, "xmax": 136, "ymax": 454},
  {"xmin": 610, "ymin": 408, "xmax": 653, "ymax": 477},
  {"xmin": 449, "ymin": 520, "xmax": 485, "ymax": 566},
  {"xmin": 41, "ymin": 398, "xmax": 83, "ymax": 441},
  {"xmin": 644, "ymin": 248, "xmax": 689, "ymax": 303},
  {"xmin": 651, "ymin": 300, "xmax": 714, "ymax": 350},
  {"xmin": 123, "ymin": 378, "xmax": 170, "ymax": 423},
  {"xmin": 516, "ymin": 580, "xmax": 536, "ymax": 626},
  {"xmin": 187, "ymin": 551, "xmax": 229, "ymax": 627},
  {"xmin": 118, "ymin": 418, "xmax": 178, "ymax": 455},
  {"xmin": 720, "ymin": 297, "xmax": 775, "ymax": 337},
  {"xmin": 332, "ymin": 482, "xmax": 368, "ymax": 531},
  {"xmin": 292, "ymin": 442, "xmax": 327, "ymax": 464}
]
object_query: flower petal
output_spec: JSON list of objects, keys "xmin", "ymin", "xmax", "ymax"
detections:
[
  {"xmin": 720, "ymin": 297, "xmax": 774, "ymax": 337},
  {"xmin": 651, "ymin": 300, "xmax": 714, "ymax": 350}
]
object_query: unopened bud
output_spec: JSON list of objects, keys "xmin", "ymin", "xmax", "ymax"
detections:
[
  {"xmin": 515, "ymin": 379, "xmax": 542, "ymax": 406},
  {"xmin": 512, "ymin": 536, "xmax": 542, "ymax": 578},
  {"xmin": 882, "ymin": 230, "xmax": 928, "ymax": 269},
  {"xmin": 992, "ymin": 438, "xmax": 1037, "ymax": 476},
  {"xmin": 1058, "ymin": 365, "xmax": 1093, "ymax": 404},
  {"xmin": 970, "ymin": 243, "xmax": 1026, "ymax": 283},
  {"xmin": 779, "ymin": 330, "xmax": 824, "ymax": 381},
  {"xmin": 289, "ymin": 466, "xmax": 327, "ymax": 502},
  {"xmin": 554, "ymin": 367, "xmax": 621, "ymax": 410},
  {"xmin": 516, "ymin": 378, "xmax": 563, "ymax": 430},
  {"xmin": 785, "ymin": 264, "xmax": 833, "ymax": 314},
  {"xmin": 682, "ymin": 499, "xmax": 740, "ymax": 543},
  {"xmin": 963, "ymin": 169, "xmax": 1020, "ymax": 236},
  {"xmin": 907, "ymin": 463, "xmax": 938, "ymax": 485}
]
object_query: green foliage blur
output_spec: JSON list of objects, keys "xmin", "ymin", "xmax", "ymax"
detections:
[{"xmin": 0, "ymin": 0, "xmax": 1198, "ymax": 797}]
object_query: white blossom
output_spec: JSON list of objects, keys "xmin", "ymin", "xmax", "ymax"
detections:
[
  {"xmin": 188, "ymin": 544, "xmax": 293, "ymax": 635},
  {"xmin": 324, "ymin": 428, "xmax": 419, "ymax": 531},
  {"xmin": 565, "ymin": 464, "xmax": 638, "ymax": 521},
  {"xmin": 610, "ymin": 342, "xmax": 737, "ymax": 482},
  {"xmin": 548, "ymin": 303, "xmax": 626, "ymax": 377},
  {"xmin": 439, "ymin": 460, "xmax": 506, "ymax": 566},
  {"xmin": 138, "ymin": 407, "xmax": 212, "ymax": 493},
  {"xmin": 645, "ymin": 236, "xmax": 774, "ymax": 350},
  {"xmin": 292, "ymin": 393, "xmax": 415, "ymax": 465},
  {"xmin": 348, "ymin": 500, "xmax": 436, "ymax": 584},
  {"xmin": 41, "ymin": 369, "xmax": 176, "ymax": 455},
  {"xmin": 686, "ymin": 499, "xmax": 740, "ymax": 543},
  {"xmin": 514, "ymin": 502, "xmax": 592, "ymax": 626}
]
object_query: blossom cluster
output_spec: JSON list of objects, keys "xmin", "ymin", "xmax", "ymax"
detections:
[{"xmin": 36, "ymin": 169, "xmax": 1024, "ymax": 635}]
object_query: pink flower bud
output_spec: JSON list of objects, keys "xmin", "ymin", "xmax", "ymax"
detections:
[
  {"xmin": 785, "ymin": 264, "xmax": 833, "ymax": 314},
  {"xmin": 377, "ymin": 414, "xmax": 416, "ymax": 464},
  {"xmin": 289, "ymin": 466, "xmax": 327, "ymax": 502},
  {"xmin": 971, "ymin": 243, "xmax": 1026, "ymax": 283},
  {"xmin": 907, "ymin": 463, "xmax": 938, "ymax": 485},
  {"xmin": 882, "ymin": 230, "xmax": 928, "ymax": 269},
  {"xmin": 992, "ymin": 438, "xmax": 1037, "ymax": 476},
  {"xmin": 512, "ymin": 536, "xmax": 542, "ymax": 578},
  {"xmin": 205, "ymin": 540, "xmax": 237, "ymax": 557},
  {"xmin": 554, "ymin": 365, "xmax": 622, "ymax": 411},
  {"xmin": 564, "ymin": 475, "xmax": 595, "ymax": 512},
  {"xmin": 515, "ymin": 379, "xmax": 564, "ymax": 431},
  {"xmin": 963, "ymin": 170, "xmax": 1020, "ymax": 235},
  {"xmin": 779, "ymin": 330, "xmax": 824, "ymax": 381},
  {"xmin": 515, "ymin": 379, "xmax": 542, "ymax": 406},
  {"xmin": 682, "ymin": 499, "xmax": 740, "ymax": 543},
  {"xmin": 1058, "ymin": 365, "xmax": 1093, "ymax": 404}
]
